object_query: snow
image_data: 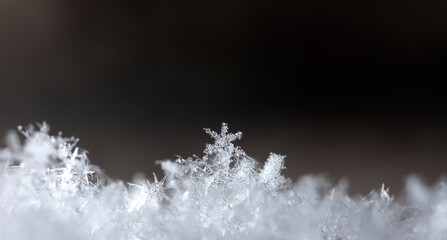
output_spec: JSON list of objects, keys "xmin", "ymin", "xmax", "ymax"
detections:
[{"xmin": 0, "ymin": 122, "xmax": 446, "ymax": 239}]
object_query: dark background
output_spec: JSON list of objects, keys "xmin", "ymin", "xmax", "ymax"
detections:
[{"xmin": 1, "ymin": 0, "xmax": 446, "ymax": 194}]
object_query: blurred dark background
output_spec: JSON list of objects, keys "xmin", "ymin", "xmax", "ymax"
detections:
[{"xmin": 1, "ymin": 0, "xmax": 447, "ymax": 194}]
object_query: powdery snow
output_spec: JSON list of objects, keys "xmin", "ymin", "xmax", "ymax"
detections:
[{"xmin": 0, "ymin": 123, "xmax": 446, "ymax": 240}]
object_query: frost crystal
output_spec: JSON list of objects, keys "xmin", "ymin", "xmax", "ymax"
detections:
[
  {"xmin": 0, "ymin": 122, "xmax": 446, "ymax": 239},
  {"xmin": 259, "ymin": 153, "xmax": 289, "ymax": 189}
]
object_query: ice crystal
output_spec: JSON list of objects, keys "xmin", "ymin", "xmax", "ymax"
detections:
[{"xmin": 0, "ymin": 122, "xmax": 446, "ymax": 239}]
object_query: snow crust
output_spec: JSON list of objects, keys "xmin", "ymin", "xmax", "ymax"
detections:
[{"xmin": 0, "ymin": 123, "xmax": 446, "ymax": 240}]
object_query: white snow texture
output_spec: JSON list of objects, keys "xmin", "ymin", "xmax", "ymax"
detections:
[{"xmin": 0, "ymin": 123, "xmax": 446, "ymax": 240}]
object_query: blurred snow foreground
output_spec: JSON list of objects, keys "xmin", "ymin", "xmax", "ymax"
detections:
[{"xmin": 0, "ymin": 123, "xmax": 446, "ymax": 240}]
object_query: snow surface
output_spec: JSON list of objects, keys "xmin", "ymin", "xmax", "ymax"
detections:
[{"xmin": 0, "ymin": 123, "xmax": 446, "ymax": 240}]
